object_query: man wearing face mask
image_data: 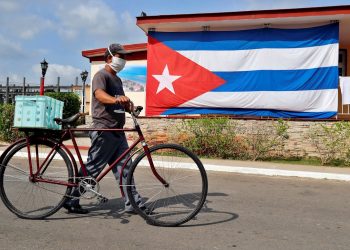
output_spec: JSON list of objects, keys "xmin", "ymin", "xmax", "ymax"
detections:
[{"xmin": 63, "ymin": 43, "xmax": 145, "ymax": 214}]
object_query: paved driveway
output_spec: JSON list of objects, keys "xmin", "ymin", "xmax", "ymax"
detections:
[{"xmin": 0, "ymin": 170, "xmax": 350, "ymax": 250}]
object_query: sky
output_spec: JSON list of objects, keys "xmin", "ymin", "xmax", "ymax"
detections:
[{"xmin": 1, "ymin": 0, "xmax": 350, "ymax": 86}]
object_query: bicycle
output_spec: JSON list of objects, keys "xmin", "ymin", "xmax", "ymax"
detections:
[{"xmin": 0, "ymin": 105, "xmax": 208, "ymax": 227}]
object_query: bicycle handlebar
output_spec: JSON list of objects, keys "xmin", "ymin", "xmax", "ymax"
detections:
[
  {"xmin": 113, "ymin": 101, "xmax": 143, "ymax": 117},
  {"xmin": 132, "ymin": 106, "xmax": 143, "ymax": 117}
]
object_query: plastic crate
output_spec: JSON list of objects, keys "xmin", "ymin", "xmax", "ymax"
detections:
[{"xmin": 14, "ymin": 96, "xmax": 64, "ymax": 130}]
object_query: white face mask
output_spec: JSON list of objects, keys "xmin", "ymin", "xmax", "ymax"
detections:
[{"xmin": 107, "ymin": 47, "xmax": 126, "ymax": 73}]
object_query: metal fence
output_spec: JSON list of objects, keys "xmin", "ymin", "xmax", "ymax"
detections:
[{"xmin": 0, "ymin": 77, "xmax": 82, "ymax": 104}]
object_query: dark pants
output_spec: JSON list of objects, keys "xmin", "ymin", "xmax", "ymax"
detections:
[{"xmin": 67, "ymin": 131, "xmax": 141, "ymax": 211}]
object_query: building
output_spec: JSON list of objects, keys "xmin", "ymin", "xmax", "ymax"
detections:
[
  {"xmin": 82, "ymin": 44, "xmax": 147, "ymax": 115},
  {"xmin": 82, "ymin": 5, "xmax": 350, "ymax": 119},
  {"xmin": 71, "ymin": 84, "xmax": 91, "ymax": 113}
]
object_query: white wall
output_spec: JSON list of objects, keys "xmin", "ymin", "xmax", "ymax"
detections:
[
  {"xmin": 124, "ymin": 91, "xmax": 146, "ymax": 116},
  {"xmin": 89, "ymin": 61, "xmax": 146, "ymax": 116}
]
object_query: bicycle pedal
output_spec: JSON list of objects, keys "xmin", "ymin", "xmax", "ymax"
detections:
[{"xmin": 97, "ymin": 196, "xmax": 109, "ymax": 204}]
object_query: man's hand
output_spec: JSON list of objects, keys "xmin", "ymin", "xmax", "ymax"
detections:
[
  {"xmin": 94, "ymin": 89, "xmax": 133, "ymax": 112},
  {"xmin": 115, "ymin": 95, "xmax": 132, "ymax": 112},
  {"xmin": 115, "ymin": 95, "xmax": 129, "ymax": 105}
]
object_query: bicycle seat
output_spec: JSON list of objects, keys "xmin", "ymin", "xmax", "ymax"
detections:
[{"xmin": 54, "ymin": 113, "xmax": 81, "ymax": 125}]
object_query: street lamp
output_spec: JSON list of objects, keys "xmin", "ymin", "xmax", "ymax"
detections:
[
  {"xmin": 40, "ymin": 59, "xmax": 48, "ymax": 95},
  {"xmin": 80, "ymin": 70, "xmax": 88, "ymax": 113}
]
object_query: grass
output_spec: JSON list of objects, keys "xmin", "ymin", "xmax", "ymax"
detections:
[
  {"xmin": 268, "ymin": 157, "xmax": 322, "ymax": 166},
  {"xmin": 267, "ymin": 157, "xmax": 350, "ymax": 168}
]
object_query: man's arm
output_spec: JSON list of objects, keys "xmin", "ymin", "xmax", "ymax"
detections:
[{"xmin": 94, "ymin": 88, "xmax": 131, "ymax": 110}]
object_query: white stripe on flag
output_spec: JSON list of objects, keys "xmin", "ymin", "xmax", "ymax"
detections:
[
  {"xmin": 180, "ymin": 89, "xmax": 338, "ymax": 112},
  {"xmin": 178, "ymin": 43, "xmax": 339, "ymax": 72}
]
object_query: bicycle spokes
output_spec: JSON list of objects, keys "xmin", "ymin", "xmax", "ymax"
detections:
[
  {"xmin": 0, "ymin": 140, "xmax": 74, "ymax": 219},
  {"xmin": 126, "ymin": 144, "xmax": 208, "ymax": 226}
]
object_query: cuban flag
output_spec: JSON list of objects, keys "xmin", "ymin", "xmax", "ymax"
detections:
[{"xmin": 146, "ymin": 23, "xmax": 339, "ymax": 118}]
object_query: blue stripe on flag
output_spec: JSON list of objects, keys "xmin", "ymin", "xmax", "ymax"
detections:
[
  {"xmin": 149, "ymin": 23, "xmax": 338, "ymax": 50},
  {"xmin": 212, "ymin": 66, "xmax": 338, "ymax": 92},
  {"xmin": 162, "ymin": 108, "xmax": 337, "ymax": 119}
]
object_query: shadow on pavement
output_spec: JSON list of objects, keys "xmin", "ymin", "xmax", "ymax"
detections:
[
  {"xmin": 46, "ymin": 192, "xmax": 238, "ymax": 227},
  {"xmin": 46, "ymin": 197, "xmax": 135, "ymax": 224},
  {"xmin": 180, "ymin": 192, "xmax": 239, "ymax": 227}
]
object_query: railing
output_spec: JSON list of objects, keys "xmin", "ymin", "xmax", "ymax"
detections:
[
  {"xmin": 0, "ymin": 84, "xmax": 83, "ymax": 104},
  {"xmin": 0, "ymin": 76, "xmax": 86, "ymax": 104}
]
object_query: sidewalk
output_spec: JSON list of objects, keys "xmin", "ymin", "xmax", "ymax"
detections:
[{"xmin": 2, "ymin": 136, "xmax": 350, "ymax": 182}]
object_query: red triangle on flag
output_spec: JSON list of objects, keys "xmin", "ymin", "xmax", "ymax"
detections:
[{"xmin": 146, "ymin": 36, "xmax": 226, "ymax": 116}]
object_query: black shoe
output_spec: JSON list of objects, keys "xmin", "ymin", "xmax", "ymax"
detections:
[{"xmin": 63, "ymin": 204, "xmax": 89, "ymax": 214}]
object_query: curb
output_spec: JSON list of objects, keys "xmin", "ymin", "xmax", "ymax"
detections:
[{"xmin": 203, "ymin": 164, "xmax": 350, "ymax": 182}]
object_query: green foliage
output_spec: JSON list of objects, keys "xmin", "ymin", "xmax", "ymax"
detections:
[
  {"xmin": 245, "ymin": 119, "xmax": 290, "ymax": 160},
  {"xmin": 0, "ymin": 104, "xmax": 23, "ymax": 142},
  {"xmin": 45, "ymin": 92, "xmax": 81, "ymax": 118},
  {"xmin": 174, "ymin": 118, "xmax": 290, "ymax": 161},
  {"xmin": 308, "ymin": 121, "xmax": 350, "ymax": 165},
  {"xmin": 172, "ymin": 118, "xmax": 350, "ymax": 166},
  {"xmin": 176, "ymin": 117, "xmax": 248, "ymax": 159},
  {"xmin": 0, "ymin": 93, "xmax": 81, "ymax": 142},
  {"xmin": 275, "ymin": 119, "xmax": 290, "ymax": 140}
]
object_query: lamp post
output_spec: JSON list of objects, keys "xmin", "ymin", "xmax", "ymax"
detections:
[
  {"xmin": 80, "ymin": 70, "xmax": 88, "ymax": 113},
  {"xmin": 40, "ymin": 59, "xmax": 48, "ymax": 95}
]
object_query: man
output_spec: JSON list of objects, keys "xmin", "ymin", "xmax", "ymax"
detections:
[{"xmin": 63, "ymin": 43, "xmax": 143, "ymax": 214}]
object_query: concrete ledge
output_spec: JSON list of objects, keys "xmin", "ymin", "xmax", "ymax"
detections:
[
  {"xmin": 203, "ymin": 164, "xmax": 350, "ymax": 181},
  {"xmin": 2, "ymin": 147, "xmax": 350, "ymax": 182}
]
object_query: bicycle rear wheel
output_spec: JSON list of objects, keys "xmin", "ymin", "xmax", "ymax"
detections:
[
  {"xmin": 126, "ymin": 144, "xmax": 208, "ymax": 226},
  {"xmin": 0, "ymin": 138, "xmax": 73, "ymax": 219}
]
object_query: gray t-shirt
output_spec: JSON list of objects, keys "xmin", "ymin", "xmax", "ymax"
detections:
[{"xmin": 91, "ymin": 68, "xmax": 125, "ymax": 128}]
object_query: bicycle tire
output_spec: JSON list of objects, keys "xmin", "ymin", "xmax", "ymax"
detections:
[
  {"xmin": 0, "ymin": 137, "xmax": 73, "ymax": 219},
  {"xmin": 126, "ymin": 143, "xmax": 208, "ymax": 227}
]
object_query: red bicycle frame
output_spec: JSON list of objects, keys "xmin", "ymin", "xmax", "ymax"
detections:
[{"xmin": 24, "ymin": 122, "xmax": 167, "ymax": 197}]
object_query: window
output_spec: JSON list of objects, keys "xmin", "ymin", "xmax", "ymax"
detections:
[
  {"xmin": 338, "ymin": 49, "xmax": 349, "ymax": 118},
  {"xmin": 339, "ymin": 49, "xmax": 347, "ymax": 76}
]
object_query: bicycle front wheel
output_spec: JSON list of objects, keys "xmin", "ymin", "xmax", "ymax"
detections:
[
  {"xmin": 0, "ymin": 138, "xmax": 73, "ymax": 219},
  {"xmin": 126, "ymin": 144, "xmax": 208, "ymax": 226}
]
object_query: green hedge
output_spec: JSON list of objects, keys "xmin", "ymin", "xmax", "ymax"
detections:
[
  {"xmin": 309, "ymin": 122, "xmax": 350, "ymax": 166},
  {"xmin": 177, "ymin": 117, "xmax": 249, "ymax": 159},
  {"xmin": 0, "ymin": 92, "xmax": 81, "ymax": 142},
  {"xmin": 45, "ymin": 92, "xmax": 81, "ymax": 119},
  {"xmin": 175, "ymin": 117, "xmax": 289, "ymax": 161},
  {"xmin": 0, "ymin": 104, "xmax": 23, "ymax": 142}
]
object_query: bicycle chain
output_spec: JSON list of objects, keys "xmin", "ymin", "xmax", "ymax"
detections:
[
  {"xmin": 33, "ymin": 176, "xmax": 129, "ymax": 202},
  {"xmin": 33, "ymin": 175, "xmax": 96, "ymax": 200}
]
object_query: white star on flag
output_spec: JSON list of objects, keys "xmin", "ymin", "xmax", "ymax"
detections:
[{"xmin": 152, "ymin": 65, "xmax": 181, "ymax": 94}]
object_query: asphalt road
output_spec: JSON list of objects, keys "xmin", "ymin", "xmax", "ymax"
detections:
[{"xmin": 0, "ymin": 170, "xmax": 350, "ymax": 250}]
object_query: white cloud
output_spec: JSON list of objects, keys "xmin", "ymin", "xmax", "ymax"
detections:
[
  {"xmin": 7, "ymin": 73, "xmax": 23, "ymax": 83},
  {"xmin": 0, "ymin": 1, "xmax": 20, "ymax": 12},
  {"xmin": 0, "ymin": 1, "xmax": 53, "ymax": 40},
  {"xmin": 53, "ymin": 0, "xmax": 145, "ymax": 44},
  {"xmin": 55, "ymin": 0, "xmax": 120, "ymax": 40},
  {"xmin": 0, "ymin": 35, "xmax": 23, "ymax": 58},
  {"xmin": 32, "ymin": 63, "xmax": 83, "ymax": 86},
  {"xmin": 17, "ymin": 16, "xmax": 53, "ymax": 39},
  {"xmin": 0, "ymin": 0, "xmax": 145, "ymax": 50}
]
